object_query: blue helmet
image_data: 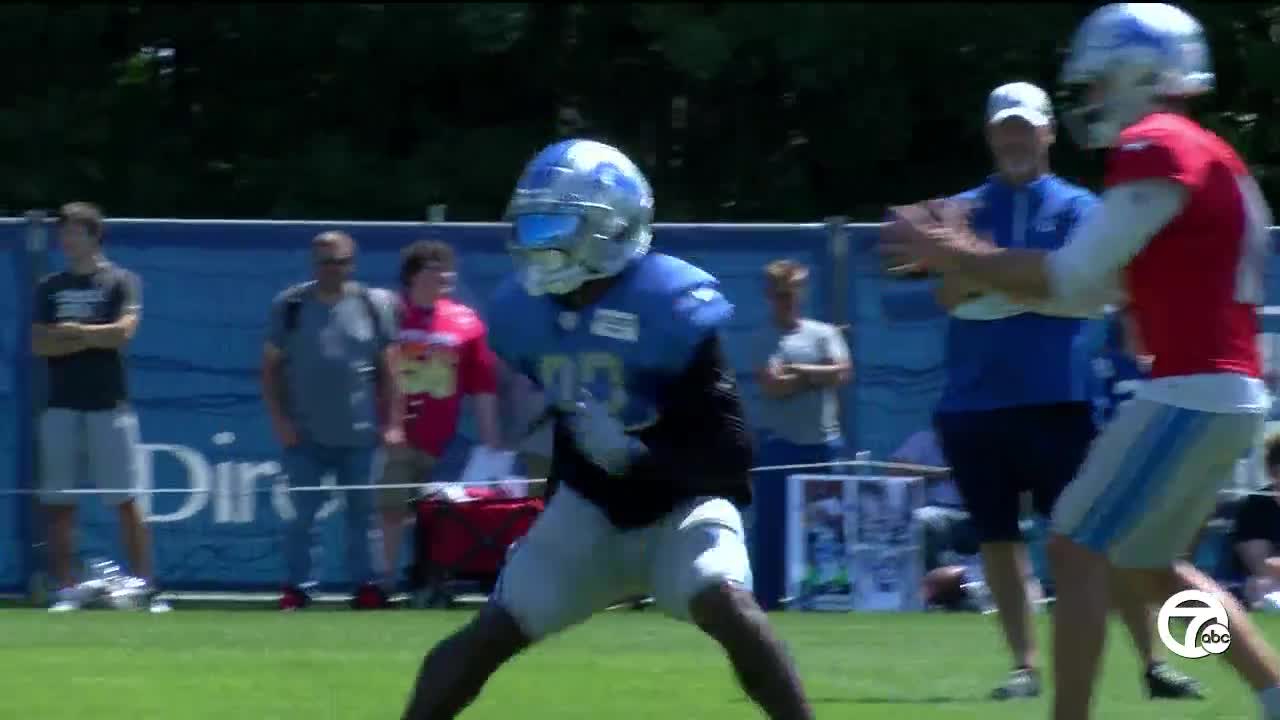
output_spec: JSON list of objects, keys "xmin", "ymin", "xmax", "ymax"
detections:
[
  {"xmin": 1059, "ymin": 3, "xmax": 1214, "ymax": 149},
  {"xmin": 504, "ymin": 139, "xmax": 654, "ymax": 296}
]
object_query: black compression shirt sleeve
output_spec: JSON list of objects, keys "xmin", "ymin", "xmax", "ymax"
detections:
[{"xmin": 627, "ymin": 331, "xmax": 753, "ymax": 501}]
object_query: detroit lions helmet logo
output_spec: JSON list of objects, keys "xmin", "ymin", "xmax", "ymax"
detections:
[
  {"xmin": 1059, "ymin": 3, "xmax": 1214, "ymax": 149},
  {"xmin": 505, "ymin": 139, "xmax": 654, "ymax": 296}
]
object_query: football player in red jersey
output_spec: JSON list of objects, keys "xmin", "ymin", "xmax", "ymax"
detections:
[
  {"xmin": 379, "ymin": 240, "xmax": 505, "ymax": 595},
  {"xmin": 882, "ymin": 4, "xmax": 1280, "ymax": 719}
]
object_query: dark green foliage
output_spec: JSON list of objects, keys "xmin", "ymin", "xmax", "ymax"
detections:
[{"xmin": 2, "ymin": 3, "xmax": 1277, "ymax": 221}]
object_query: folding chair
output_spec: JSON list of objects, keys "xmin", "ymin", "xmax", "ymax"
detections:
[{"xmin": 409, "ymin": 495, "xmax": 544, "ymax": 608}]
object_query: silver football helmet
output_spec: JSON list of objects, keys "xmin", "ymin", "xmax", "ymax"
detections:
[
  {"xmin": 504, "ymin": 139, "xmax": 654, "ymax": 296},
  {"xmin": 1059, "ymin": 3, "xmax": 1214, "ymax": 149}
]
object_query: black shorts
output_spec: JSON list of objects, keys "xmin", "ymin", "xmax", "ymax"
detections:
[{"xmin": 934, "ymin": 402, "xmax": 1096, "ymax": 544}]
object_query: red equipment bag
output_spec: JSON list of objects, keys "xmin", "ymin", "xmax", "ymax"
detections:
[{"xmin": 413, "ymin": 495, "xmax": 544, "ymax": 579}]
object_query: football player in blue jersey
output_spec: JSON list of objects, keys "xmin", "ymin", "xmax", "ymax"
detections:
[{"xmin": 399, "ymin": 139, "xmax": 814, "ymax": 720}]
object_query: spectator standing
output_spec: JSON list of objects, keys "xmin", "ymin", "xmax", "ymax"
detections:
[
  {"xmin": 34, "ymin": 201, "xmax": 167, "ymax": 613},
  {"xmin": 381, "ymin": 240, "xmax": 505, "ymax": 590},
  {"xmin": 749, "ymin": 259, "xmax": 852, "ymax": 609},
  {"xmin": 926, "ymin": 81, "xmax": 1200, "ymax": 700},
  {"xmin": 260, "ymin": 230, "xmax": 403, "ymax": 611}
]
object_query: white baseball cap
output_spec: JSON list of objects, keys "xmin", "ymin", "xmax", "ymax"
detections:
[{"xmin": 986, "ymin": 82, "xmax": 1053, "ymax": 127}]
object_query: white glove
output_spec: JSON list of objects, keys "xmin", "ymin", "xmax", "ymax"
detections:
[{"xmin": 562, "ymin": 389, "xmax": 638, "ymax": 475}]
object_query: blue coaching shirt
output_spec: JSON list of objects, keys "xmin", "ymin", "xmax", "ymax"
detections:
[{"xmin": 937, "ymin": 174, "xmax": 1100, "ymax": 414}]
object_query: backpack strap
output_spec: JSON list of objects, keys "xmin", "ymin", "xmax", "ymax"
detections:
[
  {"xmin": 356, "ymin": 285, "xmax": 393, "ymax": 346},
  {"xmin": 282, "ymin": 283, "xmax": 392, "ymax": 342},
  {"xmin": 281, "ymin": 283, "xmax": 311, "ymax": 335}
]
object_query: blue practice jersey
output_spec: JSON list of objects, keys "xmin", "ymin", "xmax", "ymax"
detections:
[
  {"xmin": 488, "ymin": 252, "xmax": 751, "ymax": 527},
  {"xmin": 936, "ymin": 174, "xmax": 1100, "ymax": 413}
]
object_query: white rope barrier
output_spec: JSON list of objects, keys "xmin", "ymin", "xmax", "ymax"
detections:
[
  {"xmin": 1, "ymin": 457, "xmax": 1275, "ymax": 497},
  {"xmin": 0, "ymin": 459, "xmax": 948, "ymax": 496}
]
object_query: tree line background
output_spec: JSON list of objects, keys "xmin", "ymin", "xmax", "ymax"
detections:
[{"xmin": 2, "ymin": 2, "xmax": 1278, "ymax": 222}]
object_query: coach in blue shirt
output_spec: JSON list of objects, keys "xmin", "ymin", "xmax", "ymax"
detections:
[{"xmin": 929, "ymin": 82, "xmax": 1201, "ymax": 702}]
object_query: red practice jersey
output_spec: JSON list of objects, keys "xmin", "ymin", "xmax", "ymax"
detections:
[
  {"xmin": 1105, "ymin": 113, "xmax": 1269, "ymax": 380},
  {"xmin": 397, "ymin": 296, "xmax": 498, "ymax": 457}
]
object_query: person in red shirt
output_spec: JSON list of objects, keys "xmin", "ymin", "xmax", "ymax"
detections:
[
  {"xmin": 379, "ymin": 240, "xmax": 502, "ymax": 593},
  {"xmin": 882, "ymin": 5, "xmax": 1280, "ymax": 719}
]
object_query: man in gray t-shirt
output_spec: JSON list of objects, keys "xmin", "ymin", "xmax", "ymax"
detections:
[
  {"xmin": 751, "ymin": 262, "xmax": 851, "ymax": 449},
  {"xmin": 261, "ymin": 231, "xmax": 404, "ymax": 611},
  {"xmin": 748, "ymin": 259, "xmax": 853, "ymax": 609},
  {"xmin": 752, "ymin": 319, "xmax": 849, "ymax": 447}
]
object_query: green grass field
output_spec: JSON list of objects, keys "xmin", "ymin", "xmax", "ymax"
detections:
[{"xmin": 1, "ymin": 607, "xmax": 1272, "ymax": 719}]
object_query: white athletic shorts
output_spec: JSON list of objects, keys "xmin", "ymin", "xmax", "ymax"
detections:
[
  {"xmin": 495, "ymin": 485, "xmax": 752, "ymax": 640},
  {"xmin": 1052, "ymin": 398, "xmax": 1262, "ymax": 568},
  {"xmin": 38, "ymin": 407, "xmax": 141, "ymax": 507}
]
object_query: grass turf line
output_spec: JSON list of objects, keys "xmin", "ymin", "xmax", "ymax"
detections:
[{"xmin": 1, "ymin": 609, "xmax": 1273, "ymax": 719}]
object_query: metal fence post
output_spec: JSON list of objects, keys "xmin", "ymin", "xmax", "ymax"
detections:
[
  {"xmin": 19, "ymin": 210, "xmax": 47, "ymax": 603},
  {"xmin": 824, "ymin": 216, "xmax": 849, "ymax": 330},
  {"xmin": 824, "ymin": 216, "xmax": 853, "ymax": 452}
]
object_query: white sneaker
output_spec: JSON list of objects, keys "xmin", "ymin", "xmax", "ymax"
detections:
[
  {"xmin": 47, "ymin": 585, "xmax": 92, "ymax": 613},
  {"xmin": 125, "ymin": 578, "xmax": 172, "ymax": 614},
  {"xmin": 148, "ymin": 595, "xmax": 173, "ymax": 614}
]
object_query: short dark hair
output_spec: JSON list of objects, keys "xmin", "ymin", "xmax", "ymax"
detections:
[
  {"xmin": 1265, "ymin": 433, "xmax": 1280, "ymax": 477},
  {"xmin": 57, "ymin": 201, "xmax": 104, "ymax": 242},
  {"xmin": 400, "ymin": 239, "xmax": 456, "ymax": 287}
]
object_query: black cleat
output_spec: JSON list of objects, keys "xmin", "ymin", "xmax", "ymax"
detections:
[
  {"xmin": 991, "ymin": 667, "xmax": 1041, "ymax": 700},
  {"xmin": 1146, "ymin": 662, "xmax": 1204, "ymax": 700}
]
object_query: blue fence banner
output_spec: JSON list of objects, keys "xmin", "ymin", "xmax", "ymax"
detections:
[
  {"xmin": 12, "ymin": 219, "xmax": 833, "ymax": 592},
  {"xmin": 844, "ymin": 224, "xmax": 949, "ymax": 460},
  {"xmin": 1, "ymin": 219, "xmax": 29, "ymax": 594},
  {"xmin": 5, "ymin": 216, "xmax": 1280, "ymax": 594}
]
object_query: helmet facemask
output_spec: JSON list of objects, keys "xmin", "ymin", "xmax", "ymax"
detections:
[
  {"xmin": 505, "ymin": 139, "xmax": 656, "ymax": 297},
  {"xmin": 1060, "ymin": 63, "xmax": 1164, "ymax": 150},
  {"xmin": 507, "ymin": 200, "xmax": 652, "ymax": 297}
]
